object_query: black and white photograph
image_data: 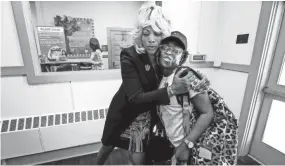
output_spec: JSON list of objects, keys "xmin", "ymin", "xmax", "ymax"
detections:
[{"xmin": 1, "ymin": 0, "xmax": 285, "ymax": 165}]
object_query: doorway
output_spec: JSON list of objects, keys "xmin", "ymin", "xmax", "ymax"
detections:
[
  {"xmin": 239, "ymin": 1, "xmax": 285, "ymax": 165},
  {"xmin": 107, "ymin": 27, "xmax": 133, "ymax": 69}
]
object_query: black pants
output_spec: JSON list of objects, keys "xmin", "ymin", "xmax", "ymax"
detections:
[{"xmin": 145, "ymin": 135, "xmax": 174, "ymax": 165}]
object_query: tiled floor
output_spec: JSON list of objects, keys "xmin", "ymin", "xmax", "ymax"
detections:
[{"xmin": 41, "ymin": 149, "xmax": 260, "ymax": 165}]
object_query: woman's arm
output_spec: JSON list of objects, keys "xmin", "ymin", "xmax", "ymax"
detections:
[
  {"xmin": 175, "ymin": 69, "xmax": 213, "ymax": 162},
  {"xmin": 175, "ymin": 92, "xmax": 214, "ymax": 162},
  {"xmin": 120, "ymin": 50, "xmax": 170, "ymax": 105},
  {"xmin": 185, "ymin": 92, "xmax": 214, "ymax": 143}
]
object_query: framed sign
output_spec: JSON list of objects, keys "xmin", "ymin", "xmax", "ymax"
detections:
[
  {"xmin": 54, "ymin": 16, "xmax": 94, "ymax": 57},
  {"xmin": 37, "ymin": 26, "xmax": 66, "ymax": 60}
]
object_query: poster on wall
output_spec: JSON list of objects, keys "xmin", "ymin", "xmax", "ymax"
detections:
[
  {"xmin": 36, "ymin": 26, "xmax": 69, "ymax": 72},
  {"xmin": 37, "ymin": 26, "xmax": 67, "ymax": 61},
  {"xmin": 54, "ymin": 16, "xmax": 94, "ymax": 58},
  {"xmin": 68, "ymin": 36, "xmax": 91, "ymax": 56}
]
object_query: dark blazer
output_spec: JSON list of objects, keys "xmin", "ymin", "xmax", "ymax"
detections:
[{"xmin": 101, "ymin": 46, "xmax": 170, "ymax": 146}]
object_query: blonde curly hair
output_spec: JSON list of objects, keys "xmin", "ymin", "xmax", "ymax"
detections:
[{"xmin": 132, "ymin": 3, "xmax": 172, "ymax": 54}]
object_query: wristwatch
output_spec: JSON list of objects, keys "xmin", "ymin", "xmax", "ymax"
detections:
[{"xmin": 183, "ymin": 139, "xmax": 194, "ymax": 149}]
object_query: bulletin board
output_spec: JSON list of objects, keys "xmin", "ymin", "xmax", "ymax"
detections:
[{"xmin": 54, "ymin": 15, "xmax": 95, "ymax": 57}]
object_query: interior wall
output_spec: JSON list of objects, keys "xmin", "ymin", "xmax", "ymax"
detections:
[
  {"xmin": 219, "ymin": 2, "xmax": 262, "ymax": 65},
  {"xmin": 1, "ymin": 77, "xmax": 73, "ymax": 118},
  {"xmin": 161, "ymin": 1, "xmax": 261, "ymax": 64},
  {"xmin": 162, "ymin": 1, "xmax": 201, "ymax": 54},
  {"xmin": 197, "ymin": 1, "xmax": 220, "ymax": 61},
  {"xmin": 197, "ymin": 1, "xmax": 262, "ymax": 63},
  {"xmin": 1, "ymin": 1, "xmax": 24, "ymax": 67}
]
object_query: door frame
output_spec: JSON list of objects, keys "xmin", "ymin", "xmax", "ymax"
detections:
[
  {"xmin": 107, "ymin": 27, "xmax": 133, "ymax": 69},
  {"xmin": 238, "ymin": 1, "xmax": 285, "ymax": 159},
  {"xmin": 249, "ymin": 2, "xmax": 285, "ymax": 164}
]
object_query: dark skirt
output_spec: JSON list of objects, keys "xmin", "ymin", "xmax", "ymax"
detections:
[
  {"xmin": 101, "ymin": 94, "xmax": 156, "ymax": 153},
  {"xmin": 102, "ymin": 110, "xmax": 153, "ymax": 153},
  {"xmin": 116, "ymin": 111, "xmax": 152, "ymax": 152},
  {"xmin": 101, "ymin": 83, "xmax": 158, "ymax": 150}
]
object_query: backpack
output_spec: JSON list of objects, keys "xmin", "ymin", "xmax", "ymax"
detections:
[{"xmin": 173, "ymin": 67, "xmax": 238, "ymax": 165}]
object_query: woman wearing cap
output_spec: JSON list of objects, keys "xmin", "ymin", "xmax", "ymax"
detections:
[
  {"xmin": 151, "ymin": 31, "xmax": 238, "ymax": 165},
  {"xmin": 95, "ymin": 4, "xmax": 198, "ymax": 165}
]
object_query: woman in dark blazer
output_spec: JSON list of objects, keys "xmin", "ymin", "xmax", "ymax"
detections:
[{"xmin": 95, "ymin": 4, "xmax": 194, "ymax": 165}]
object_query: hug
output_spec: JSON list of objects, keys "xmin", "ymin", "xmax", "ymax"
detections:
[{"xmin": 95, "ymin": 3, "xmax": 238, "ymax": 165}]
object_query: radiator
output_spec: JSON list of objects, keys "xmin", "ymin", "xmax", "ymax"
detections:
[{"xmin": 1, "ymin": 108, "xmax": 108, "ymax": 159}]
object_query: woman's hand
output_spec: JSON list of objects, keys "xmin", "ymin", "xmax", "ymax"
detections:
[
  {"xmin": 189, "ymin": 70, "xmax": 210, "ymax": 92},
  {"xmin": 170, "ymin": 69, "xmax": 196, "ymax": 95},
  {"xmin": 175, "ymin": 142, "xmax": 190, "ymax": 163}
]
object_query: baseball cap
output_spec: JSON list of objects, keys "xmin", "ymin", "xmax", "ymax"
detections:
[{"xmin": 161, "ymin": 31, "xmax": 187, "ymax": 50}]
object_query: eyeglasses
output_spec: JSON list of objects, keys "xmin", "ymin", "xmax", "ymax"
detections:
[{"xmin": 159, "ymin": 44, "xmax": 183, "ymax": 55}]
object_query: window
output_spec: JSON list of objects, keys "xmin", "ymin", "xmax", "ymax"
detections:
[
  {"xmin": 12, "ymin": 1, "xmax": 143, "ymax": 84},
  {"xmin": 262, "ymin": 99, "xmax": 285, "ymax": 154}
]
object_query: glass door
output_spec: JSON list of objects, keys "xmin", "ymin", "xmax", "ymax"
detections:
[{"xmin": 249, "ymin": 4, "xmax": 285, "ymax": 164}]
